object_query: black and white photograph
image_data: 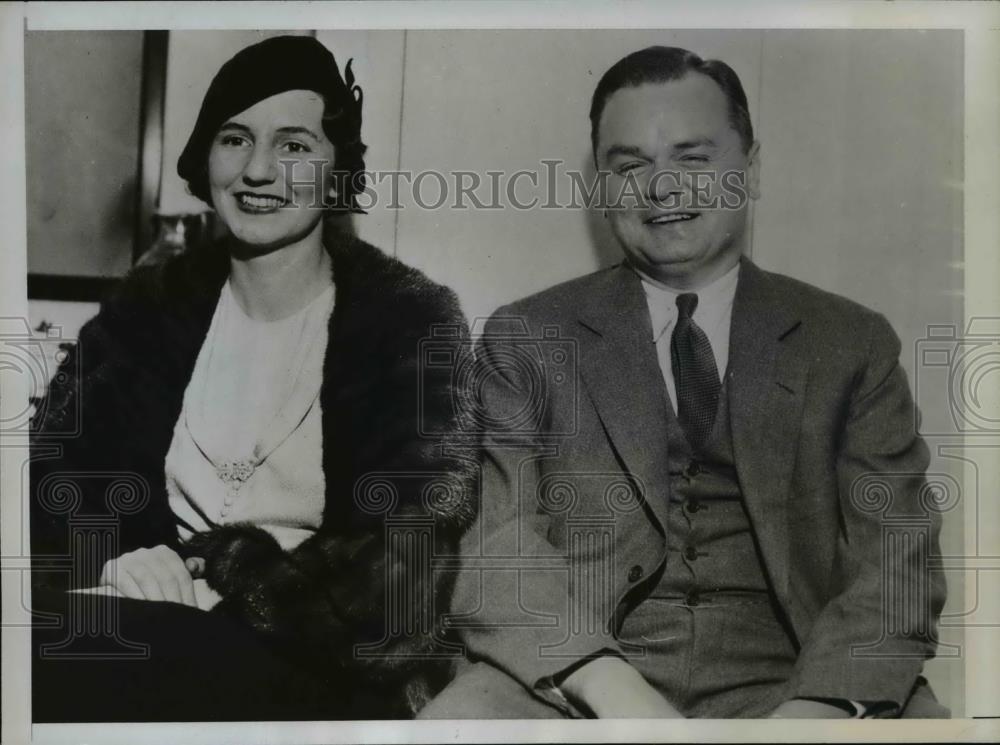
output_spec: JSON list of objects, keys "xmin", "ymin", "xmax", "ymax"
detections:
[{"xmin": 1, "ymin": 2, "xmax": 998, "ymax": 743}]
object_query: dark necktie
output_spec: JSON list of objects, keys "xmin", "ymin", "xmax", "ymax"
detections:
[{"xmin": 670, "ymin": 293, "xmax": 721, "ymax": 449}]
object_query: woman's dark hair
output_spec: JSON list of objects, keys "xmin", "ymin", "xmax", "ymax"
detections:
[
  {"xmin": 177, "ymin": 35, "xmax": 368, "ymax": 213},
  {"xmin": 589, "ymin": 45, "xmax": 754, "ymax": 160}
]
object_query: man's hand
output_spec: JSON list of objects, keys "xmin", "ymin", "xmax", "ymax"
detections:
[
  {"xmin": 559, "ymin": 656, "xmax": 683, "ymax": 718},
  {"xmin": 98, "ymin": 545, "xmax": 200, "ymax": 607},
  {"xmin": 768, "ymin": 699, "xmax": 854, "ymax": 718}
]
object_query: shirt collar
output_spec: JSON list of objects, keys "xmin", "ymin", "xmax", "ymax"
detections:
[{"xmin": 633, "ymin": 261, "xmax": 741, "ymax": 343}]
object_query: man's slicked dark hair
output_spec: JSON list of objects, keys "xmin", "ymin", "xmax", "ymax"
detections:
[{"xmin": 589, "ymin": 46, "xmax": 754, "ymax": 160}]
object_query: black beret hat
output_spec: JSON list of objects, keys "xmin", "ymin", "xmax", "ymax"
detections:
[{"xmin": 177, "ymin": 35, "xmax": 360, "ymax": 186}]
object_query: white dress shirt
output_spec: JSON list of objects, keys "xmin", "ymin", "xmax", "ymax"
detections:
[{"xmin": 634, "ymin": 262, "xmax": 740, "ymax": 413}]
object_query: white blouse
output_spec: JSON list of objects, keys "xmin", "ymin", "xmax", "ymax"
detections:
[{"xmin": 165, "ymin": 279, "xmax": 335, "ymax": 552}]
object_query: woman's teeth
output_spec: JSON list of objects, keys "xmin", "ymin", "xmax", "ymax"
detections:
[{"xmin": 238, "ymin": 194, "xmax": 286, "ymax": 209}]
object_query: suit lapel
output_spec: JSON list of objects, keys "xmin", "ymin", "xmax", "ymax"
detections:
[
  {"xmin": 727, "ymin": 258, "xmax": 809, "ymax": 603},
  {"xmin": 577, "ymin": 265, "xmax": 672, "ymax": 530}
]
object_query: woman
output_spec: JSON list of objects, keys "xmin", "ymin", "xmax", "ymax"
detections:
[{"xmin": 31, "ymin": 35, "xmax": 477, "ymax": 721}]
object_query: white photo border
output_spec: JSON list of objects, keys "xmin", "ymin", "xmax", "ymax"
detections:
[{"xmin": 3, "ymin": 2, "xmax": 998, "ymax": 743}]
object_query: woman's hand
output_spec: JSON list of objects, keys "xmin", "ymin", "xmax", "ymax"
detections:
[
  {"xmin": 98, "ymin": 545, "xmax": 201, "ymax": 607},
  {"xmin": 192, "ymin": 578, "xmax": 223, "ymax": 611}
]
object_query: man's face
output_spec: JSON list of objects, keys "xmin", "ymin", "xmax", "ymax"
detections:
[{"xmin": 596, "ymin": 74, "xmax": 760, "ymax": 287}]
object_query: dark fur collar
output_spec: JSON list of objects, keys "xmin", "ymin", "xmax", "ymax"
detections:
[{"xmin": 34, "ymin": 227, "xmax": 477, "ymax": 564}]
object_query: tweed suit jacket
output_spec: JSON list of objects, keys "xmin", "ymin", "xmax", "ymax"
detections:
[{"xmin": 449, "ymin": 257, "xmax": 947, "ymax": 714}]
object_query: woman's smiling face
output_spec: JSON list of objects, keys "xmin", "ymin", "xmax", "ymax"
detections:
[{"xmin": 207, "ymin": 89, "xmax": 336, "ymax": 250}]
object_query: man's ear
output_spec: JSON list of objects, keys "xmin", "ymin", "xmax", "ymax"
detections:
[{"xmin": 746, "ymin": 140, "xmax": 761, "ymax": 200}]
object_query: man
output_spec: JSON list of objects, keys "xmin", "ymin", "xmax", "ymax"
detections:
[{"xmin": 423, "ymin": 46, "xmax": 947, "ymax": 719}]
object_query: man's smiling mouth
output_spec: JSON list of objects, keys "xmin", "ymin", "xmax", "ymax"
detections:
[{"xmin": 645, "ymin": 212, "xmax": 699, "ymax": 225}]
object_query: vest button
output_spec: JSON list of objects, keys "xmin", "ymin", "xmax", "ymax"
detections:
[
  {"xmin": 685, "ymin": 590, "xmax": 700, "ymax": 606},
  {"xmin": 685, "ymin": 498, "xmax": 701, "ymax": 514},
  {"xmin": 687, "ymin": 460, "xmax": 702, "ymax": 477},
  {"xmin": 684, "ymin": 546, "xmax": 698, "ymax": 561},
  {"xmin": 627, "ymin": 565, "xmax": 644, "ymax": 582}
]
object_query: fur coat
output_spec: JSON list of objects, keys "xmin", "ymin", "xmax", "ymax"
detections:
[{"xmin": 30, "ymin": 232, "xmax": 479, "ymax": 717}]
